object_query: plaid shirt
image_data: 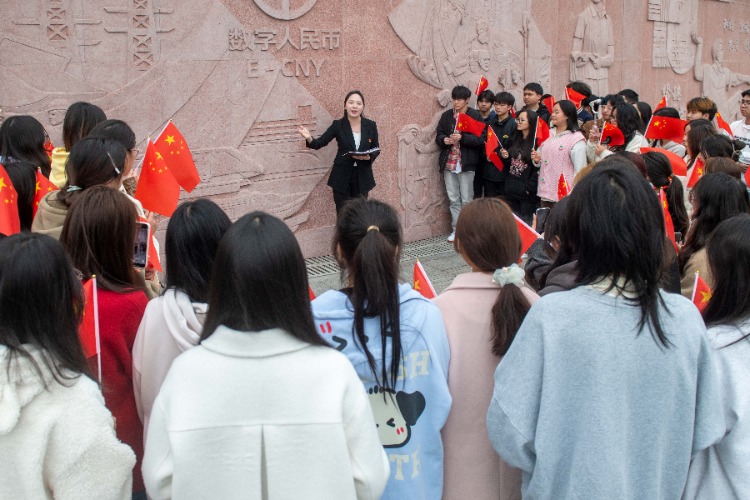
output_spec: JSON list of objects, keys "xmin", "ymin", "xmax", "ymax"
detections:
[{"xmin": 445, "ymin": 111, "xmax": 462, "ymax": 172}]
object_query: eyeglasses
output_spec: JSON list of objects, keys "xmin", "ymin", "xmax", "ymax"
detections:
[
  {"xmin": 740, "ymin": 100, "xmax": 750, "ymax": 106},
  {"xmin": 516, "ymin": 119, "xmax": 528, "ymax": 123}
]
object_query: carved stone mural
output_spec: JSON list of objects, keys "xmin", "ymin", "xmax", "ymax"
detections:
[
  {"xmin": 389, "ymin": 0, "xmax": 552, "ymax": 94},
  {"xmin": 2, "ymin": 0, "xmax": 750, "ymax": 256}
]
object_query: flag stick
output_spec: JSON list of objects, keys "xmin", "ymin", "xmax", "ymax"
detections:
[
  {"xmin": 690, "ymin": 271, "xmax": 700, "ymax": 304},
  {"xmin": 92, "ymin": 275, "xmax": 102, "ymax": 384}
]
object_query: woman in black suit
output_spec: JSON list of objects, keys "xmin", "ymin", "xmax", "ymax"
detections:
[{"xmin": 298, "ymin": 90, "xmax": 380, "ymax": 214}]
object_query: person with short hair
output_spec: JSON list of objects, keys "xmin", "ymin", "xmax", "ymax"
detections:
[
  {"xmin": 687, "ymin": 96, "xmax": 719, "ymax": 122},
  {"xmin": 521, "ymin": 82, "xmax": 550, "ymax": 123},
  {"xmin": 474, "ymin": 89, "xmax": 496, "ymax": 198},
  {"xmin": 312, "ymin": 198, "xmax": 451, "ymax": 500},
  {"xmin": 436, "ymin": 85, "xmax": 485, "ymax": 242},
  {"xmin": 483, "ymin": 91, "xmax": 517, "ymax": 199},
  {"xmin": 143, "ymin": 210, "xmax": 389, "ymax": 500},
  {"xmin": 730, "ymin": 89, "xmax": 750, "ymax": 167},
  {"xmin": 487, "ymin": 164, "xmax": 725, "ymax": 499},
  {"xmin": 0, "ymin": 233, "xmax": 136, "ymax": 500},
  {"xmin": 437, "ymin": 197, "xmax": 538, "ymax": 500},
  {"xmin": 616, "ymin": 88, "xmax": 639, "ymax": 104}
]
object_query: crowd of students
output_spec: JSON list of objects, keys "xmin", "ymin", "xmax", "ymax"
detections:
[{"xmin": 0, "ymin": 87, "xmax": 749, "ymax": 499}]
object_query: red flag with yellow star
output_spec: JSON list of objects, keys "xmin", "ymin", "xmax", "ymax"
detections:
[
  {"xmin": 514, "ymin": 213, "xmax": 541, "ymax": 255},
  {"xmin": 542, "ymin": 95, "xmax": 556, "ymax": 115},
  {"xmin": 715, "ymin": 112, "xmax": 733, "ymax": 137},
  {"xmin": 640, "ymin": 147, "xmax": 687, "ymax": 176},
  {"xmin": 599, "ymin": 122, "xmax": 625, "ymax": 147},
  {"xmin": 645, "ymin": 115, "xmax": 686, "ymax": 144},
  {"xmin": 0, "ymin": 163, "xmax": 21, "ymax": 236},
  {"xmin": 691, "ymin": 272, "xmax": 712, "ymax": 313},
  {"xmin": 33, "ymin": 168, "xmax": 58, "ymax": 218},
  {"xmin": 153, "ymin": 121, "xmax": 200, "ymax": 192},
  {"xmin": 534, "ymin": 117, "xmax": 550, "ymax": 148},
  {"xmin": 564, "ymin": 87, "xmax": 586, "ymax": 109},
  {"xmin": 659, "ymin": 188, "xmax": 677, "ymax": 250},
  {"xmin": 486, "ymin": 127, "xmax": 503, "ymax": 171},
  {"xmin": 455, "ymin": 113, "xmax": 487, "ymax": 137},
  {"xmin": 413, "ymin": 260, "xmax": 437, "ymax": 299},
  {"xmin": 475, "ymin": 76, "xmax": 489, "ymax": 96},
  {"xmin": 134, "ymin": 139, "xmax": 181, "ymax": 217},
  {"xmin": 654, "ymin": 95, "xmax": 668, "ymax": 110},
  {"xmin": 557, "ymin": 173, "xmax": 570, "ymax": 200},
  {"xmin": 687, "ymin": 158, "xmax": 704, "ymax": 189}
]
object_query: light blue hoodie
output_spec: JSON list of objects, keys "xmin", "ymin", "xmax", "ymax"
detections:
[{"xmin": 312, "ymin": 283, "xmax": 451, "ymax": 500}]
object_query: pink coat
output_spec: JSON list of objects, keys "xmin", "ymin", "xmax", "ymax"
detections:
[{"xmin": 434, "ymin": 272, "xmax": 539, "ymax": 500}]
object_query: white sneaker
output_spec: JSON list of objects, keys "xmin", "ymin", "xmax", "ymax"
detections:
[{"xmin": 447, "ymin": 232, "xmax": 455, "ymax": 243}]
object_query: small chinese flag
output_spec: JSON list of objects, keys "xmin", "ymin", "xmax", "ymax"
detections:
[
  {"xmin": 0, "ymin": 163, "xmax": 21, "ymax": 236},
  {"xmin": 745, "ymin": 161, "xmax": 750, "ymax": 188},
  {"xmin": 534, "ymin": 118, "xmax": 550, "ymax": 147},
  {"xmin": 308, "ymin": 286, "xmax": 316, "ymax": 301},
  {"xmin": 691, "ymin": 272, "xmax": 712, "ymax": 313},
  {"xmin": 644, "ymin": 115, "xmax": 687, "ymax": 145},
  {"xmin": 134, "ymin": 139, "xmax": 181, "ymax": 217},
  {"xmin": 655, "ymin": 95, "xmax": 668, "ymax": 110},
  {"xmin": 564, "ymin": 87, "xmax": 586, "ymax": 109},
  {"xmin": 486, "ymin": 127, "xmax": 503, "ymax": 171},
  {"xmin": 542, "ymin": 95, "xmax": 556, "ymax": 114},
  {"xmin": 33, "ymin": 168, "xmax": 58, "ymax": 218},
  {"xmin": 510, "ymin": 107, "xmax": 517, "ymax": 118},
  {"xmin": 455, "ymin": 113, "xmax": 487, "ymax": 137},
  {"xmin": 475, "ymin": 76, "xmax": 489, "ymax": 96},
  {"xmin": 715, "ymin": 112, "xmax": 733, "ymax": 137},
  {"xmin": 640, "ymin": 147, "xmax": 687, "ymax": 176},
  {"xmin": 514, "ymin": 214, "xmax": 541, "ymax": 255},
  {"xmin": 413, "ymin": 260, "xmax": 437, "ymax": 299},
  {"xmin": 659, "ymin": 188, "xmax": 677, "ymax": 251},
  {"xmin": 599, "ymin": 122, "xmax": 625, "ymax": 147},
  {"xmin": 153, "ymin": 121, "xmax": 201, "ymax": 192},
  {"xmin": 44, "ymin": 139, "xmax": 55, "ymax": 158},
  {"xmin": 557, "ymin": 173, "xmax": 570, "ymax": 200},
  {"xmin": 687, "ymin": 157, "xmax": 705, "ymax": 189},
  {"xmin": 80, "ymin": 277, "xmax": 102, "ymax": 382},
  {"xmin": 137, "ymin": 216, "xmax": 163, "ymax": 273}
]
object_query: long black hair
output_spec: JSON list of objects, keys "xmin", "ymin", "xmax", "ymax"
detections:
[
  {"xmin": 613, "ymin": 103, "xmax": 643, "ymax": 147},
  {"xmin": 57, "ymin": 136, "xmax": 126, "ymax": 208},
  {"xmin": 555, "ymin": 100, "xmax": 580, "ymax": 132},
  {"xmin": 508, "ymin": 109, "xmax": 537, "ymax": 162},
  {"xmin": 62, "ymin": 102, "xmax": 106, "ymax": 151},
  {"xmin": 201, "ymin": 212, "xmax": 326, "ymax": 348},
  {"xmin": 165, "ymin": 199, "xmax": 231, "ymax": 303},
  {"xmin": 703, "ymin": 214, "xmax": 750, "ymax": 341},
  {"xmin": 643, "ymin": 151, "xmax": 689, "ymax": 236},
  {"xmin": 334, "ymin": 198, "xmax": 402, "ymax": 391},
  {"xmin": 4, "ymin": 161, "xmax": 36, "ymax": 231},
  {"xmin": 566, "ymin": 160, "xmax": 671, "ymax": 347},
  {"xmin": 680, "ymin": 173, "xmax": 750, "ymax": 274},
  {"xmin": 0, "ymin": 115, "xmax": 52, "ymax": 177},
  {"xmin": 0, "ymin": 233, "xmax": 90, "ymax": 386}
]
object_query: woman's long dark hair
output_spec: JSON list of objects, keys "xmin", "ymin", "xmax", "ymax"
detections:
[
  {"xmin": 62, "ymin": 102, "xmax": 106, "ymax": 151},
  {"xmin": 507, "ymin": 109, "xmax": 537, "ymax": 161},
  {"xmin": 555, "ymin": 100, "xmax": 580, "ymax": 132},
  {"xmin": 643, "ymin": 151, "xmax": 689, "ymax": 235},
  {"xmin": 334, "ymin": 198, "xmax": 402, "ymax": 391},
  {"xmin": 57, "ymin": 136, "xmax": 126, "ymax": 208},
  {"xmin": 201, "ymin": 212, "xmax": 326, "ymax": 348},
  {"xmin": 165, "ymin": 199, "xmax": 232, "ymax": 303},
  {"xmin": 60, "ymin": 186, "xmax": 140, "ymax": 293},
  {"xmin": 455, "ymin": 198, "xmax": 531, "ymax": 356},
  {"xmin": 4, "ymin": 161, "xmax": 36, "ymax": 231},
  {"xmin": 613, "ymin": 103, "xmax": 643, "ymax": 147},
  {"xmin": 0, "ymin": 115, "xmax": 52, "ymax": 177},
  {"xmin": 685, "ymin": 119, "xmax": 715, "ymax": 168},
  {"xmin": 0, "ymin": 233, "xmax": 90, "ymax": 385},
  {"xmin": 703, "ymin": 214, "xmax": 750, "ymax": 341},
  {"xmin": 567, "ymin": 159, "xmax": 671, "ymax": 347},
  {"xmin": 680, "ymin": 173, "xmax": 750, "ymax": 274}
]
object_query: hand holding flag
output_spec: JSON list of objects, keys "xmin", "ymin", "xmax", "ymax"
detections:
[
  {"xmin": 455, "ymin": 113, "xmax": 487, "ymax": 137},
  {"xmin": 599, "ymin": 122, "xmax": 625, "ymax": 147}
]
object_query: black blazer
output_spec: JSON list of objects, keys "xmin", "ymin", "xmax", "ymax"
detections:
[{"xmin": 306, "ymin": 117, "xmax": 380, "ymax": 194}]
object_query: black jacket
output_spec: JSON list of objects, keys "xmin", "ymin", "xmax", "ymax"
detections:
[
  {"xmin": 484, "ymin": 114, "xmax": 517, "ymax": 182},
  {"xmin": 306, "ymin": 117, "xmax": 379, "ymax": 193},
  {"xmin": 502, "ymin": 135, "xmax": 539, "ymax": 200},
  {"xmin": 435, "ymin": 108, "xmax": 485, "ymax": 172},
  {"xmin": 522, "ymin": 103, "xmax": 550, "ymax": 124}
]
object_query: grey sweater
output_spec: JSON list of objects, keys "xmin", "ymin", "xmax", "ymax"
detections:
[{"xmin": 487, "ymin": 286, "xmax": 725, "ymax": 499}]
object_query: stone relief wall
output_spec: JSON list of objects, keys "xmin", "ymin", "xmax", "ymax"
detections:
[{"xmin": 1, "ymin": 0, "xmax": 749, "ymax": 257}]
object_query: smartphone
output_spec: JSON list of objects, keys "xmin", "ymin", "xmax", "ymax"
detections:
[
  {"xmin": 535, "ymin": 207, "xmax": 551, "ymax": 234},
  {"xmin": 134, "ymin": 221, "xmax": 151, "ymax": 268}
]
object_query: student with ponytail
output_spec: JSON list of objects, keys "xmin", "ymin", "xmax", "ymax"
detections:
[
  {"xmin": 311, "ymin": 198, "xmax": 451, "ymax": 500},
  {"xmin": 435, "ymin": 197, "xmax": 538, "ymax": 499}
]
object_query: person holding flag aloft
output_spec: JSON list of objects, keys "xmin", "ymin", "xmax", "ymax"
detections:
[
  {"xmin": 532, "ymin": 100, "xmax": 586, "ymax": 208},
  {"xmin": 436, "ymin": 85, "xmax": 486, "ymax": 242},
  {"xmin": 0, "ymin": 233, "xmax": 136, "ymax": 499}
]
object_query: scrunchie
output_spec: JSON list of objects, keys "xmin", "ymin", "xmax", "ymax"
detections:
[{"xmin": 492, "ymin": 263, "xmax": 525, "ymax": 288}]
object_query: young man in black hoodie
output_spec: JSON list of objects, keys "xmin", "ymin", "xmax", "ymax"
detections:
[
  {"xmin": 521, "ymin": 82, "xmax": 551, "ymax": 124},
  {"xmin": 436, "ymin": 85, "xmax": 484, "ymax": 242},
  {"xmin": 483, "ymin": 91, "xmax": 517, "ymax": 198}
]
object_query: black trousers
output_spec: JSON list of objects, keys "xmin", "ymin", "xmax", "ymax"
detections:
[
  {"xmin": 333, "ymin": 170, "xmax": 368, "ymax": 214},
  {"xmin": 484, "ymin": 179, "xmax": 505, "ymax": 198},
  {"xmin": 506, "ymin": 197, "xmax": 537, "ymax": 226}
]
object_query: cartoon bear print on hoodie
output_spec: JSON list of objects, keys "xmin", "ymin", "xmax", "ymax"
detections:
[{"xmin": 367, "ymin": 386, "xmax": 425, "ymax": 448}]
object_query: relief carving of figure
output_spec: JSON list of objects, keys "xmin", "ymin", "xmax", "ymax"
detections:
[
  {"xmin": 570, "ymin": 0, "xmax": 614, "ymax": 95},
  {"xmin": 692, "ymin": 35, "xmax": 750, "ymax": 119},
  {"xmin": 389, "ymin": 0, "xmax": 551, "ymax": 94}
]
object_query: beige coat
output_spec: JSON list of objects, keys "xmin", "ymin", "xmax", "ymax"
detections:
[
  {"xmin": 680, "ymin": 247, "xmax": 714, "ymax": 299},
  {"xmin": 435, "ymin": 272, "xmax": 539, "ymax": 500}
]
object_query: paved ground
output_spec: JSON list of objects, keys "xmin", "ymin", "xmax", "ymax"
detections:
[{"xmin": 306, "ymin": 234, "xmax": 470, "ymax": 297}]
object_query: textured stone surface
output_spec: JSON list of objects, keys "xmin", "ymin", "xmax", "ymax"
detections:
[{"xmin": 2, "ymin": 0, "xmax": 749, "ymax": 257}]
